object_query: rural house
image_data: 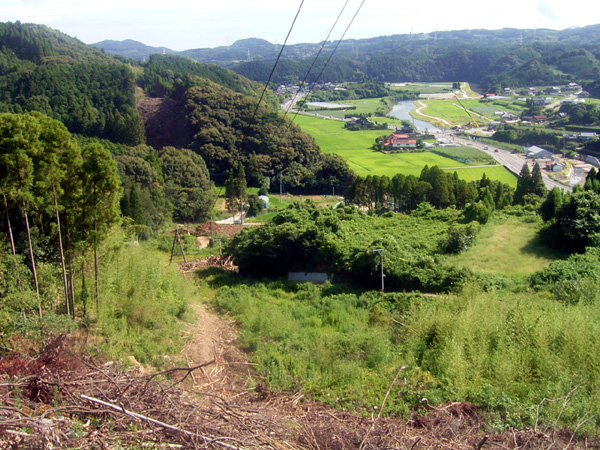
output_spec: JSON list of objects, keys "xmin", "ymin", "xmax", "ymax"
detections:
[{"xmin": 384, "ymin": 133, "xmax": 417, "ymax": 150}]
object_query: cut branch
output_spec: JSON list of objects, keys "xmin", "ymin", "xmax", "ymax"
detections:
[{"xmin": 80, "ymin": 394, "xmax": 249, "ymax": 450}]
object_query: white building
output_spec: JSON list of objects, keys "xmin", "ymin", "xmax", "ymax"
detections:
[{"xmin": 524, "ymin": 146, "xmax": 553, "ymax": 159}]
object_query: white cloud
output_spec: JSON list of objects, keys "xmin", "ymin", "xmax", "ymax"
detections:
[{"xmin": 2, "ymin": 0, "xmax": 600, "ymax": 49}]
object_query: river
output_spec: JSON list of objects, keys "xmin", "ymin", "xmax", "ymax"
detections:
[{"xmin": 388, "ymin": 100, "xmax": 441, "ymax": 133}]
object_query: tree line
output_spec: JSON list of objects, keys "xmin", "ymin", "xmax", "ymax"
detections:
[
  {"xmin": 343, "ymin": 165, "xmax": 528, "ymax": 223},
  {"xmin": 0, "ymin": 112, "xmax": 121, "ymax": 320}
]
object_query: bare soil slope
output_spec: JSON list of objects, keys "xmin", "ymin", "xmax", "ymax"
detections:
[{"xmin": 136, "ymin": 88, "xmax": 195, "ymax": 149}]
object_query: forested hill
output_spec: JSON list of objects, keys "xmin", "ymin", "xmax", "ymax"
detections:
[
  {"xmin": 0, "ymin": 22, "xmax": 145, "ymax": 145},
  {"xmin": 0, "ymin": 21, "xmax": 356, "ymax": 210},
  {"xmin": 232, "ymin": 26, "xmax": 600, "ymax": 92},
  {"xmin": 93, "ymin": 24, "xmax": 600, "ymax": 93},
  {"xmin": 0, "ymin": 22, "xmax": 278, "ymax": 146}
]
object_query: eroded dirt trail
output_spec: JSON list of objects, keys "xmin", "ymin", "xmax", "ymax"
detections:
[{"xmin": 181, "ymin": 302, "xmax": 252, "ymax": 399}]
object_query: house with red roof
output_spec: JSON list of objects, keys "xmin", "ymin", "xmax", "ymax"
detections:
[{"xmin": 384, "ymin": 133, "xmax": 417, "ymax": 151}]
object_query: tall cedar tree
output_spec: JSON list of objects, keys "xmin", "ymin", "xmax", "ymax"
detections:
[
  {"xmin": 0, "ymin": 113, "xmax": 43, "ymax": 317},
  {"xmin": 531, "ymin": 162, "xmax": 547, "ymax": 197},
  {"xmin": 79, "ymin": 143, "xmax": 122, "ymax": 306},
  {"xmin": 225, "ymin": 163, "xmax": 247, "ymax": 221},
  {"xmin": 513, "ymin": 163, "xmax": 533, "ymax": 205}
]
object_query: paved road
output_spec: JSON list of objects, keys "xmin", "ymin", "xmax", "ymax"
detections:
[{"xmin": 445, "ymin": 133, "xmax": 572, "ymax": 192}]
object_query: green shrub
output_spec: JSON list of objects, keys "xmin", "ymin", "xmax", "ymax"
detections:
[
  {"xmin": 529, "ymin": 248, "xmax": 600, "ymax": 304},
  {"xmin": 440, "ymin": 223, "xmax": 479, "ymax": 254}
]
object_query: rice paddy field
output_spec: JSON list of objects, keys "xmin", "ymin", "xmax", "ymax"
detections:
[{"xmin": 294, "ymin": 114, "xmax": 517, "ymax": 185}]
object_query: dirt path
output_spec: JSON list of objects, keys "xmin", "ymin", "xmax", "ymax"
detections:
[
  {"xmin": 181, "ymin": 302, "xmax": 252, "ymax": 401},
  {"xmin": 169, "ymin": 284, "xmax": 588, "ymax": 450},
  {"xmin": 414, "ymin": 100, "xmax": 451, "ymax": 126}
]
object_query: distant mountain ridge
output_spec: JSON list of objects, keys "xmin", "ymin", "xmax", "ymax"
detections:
[
  {"xmin": 92, "ymin": 24, "xmax": 600, "ymax": 65},
  {"xmin": 90, "ymin": 24, "xmax": 600, "ymax": 92},
  {"xmin": 92, "ymin": 39, "xmax": 177, "ymax": 60}
]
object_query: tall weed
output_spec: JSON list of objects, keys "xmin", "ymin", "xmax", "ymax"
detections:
[
  {"xmin": 94, "ymin": 235, "xmax": 193, "ymax": 366},
  {"xmin": 212, "ymin": 278, "xmax": 600, "ymax": 433}
]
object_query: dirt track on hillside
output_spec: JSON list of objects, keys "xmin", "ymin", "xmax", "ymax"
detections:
[{"xmin": 0, "ymin": 282, "xmax": 596, "ymax": 449}]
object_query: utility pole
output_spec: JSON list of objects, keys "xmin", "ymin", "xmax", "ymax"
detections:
[
  {"xmin": 372, "ymin": 248, "xmax": 384, "ymax": 292},
  {"xmin": 239, "ymin": 181, "xmax": 244, "ymax": 224},
  {"xmin": 279, "ymin": 173, "xmax": 283, "ymax": 202}
]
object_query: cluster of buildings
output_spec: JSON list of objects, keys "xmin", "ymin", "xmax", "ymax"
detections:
[{"xmin": 488, "ymin": 83, "xmax": 590, "ymax": 99}]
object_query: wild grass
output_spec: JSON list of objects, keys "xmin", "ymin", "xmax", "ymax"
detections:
[
  {"xmin": 94, "ymin": 231, "xmax": 195, "ymax": 367},
  {"xmin": 208, "ymin": 273, "xmax": 600, "ymax": 434},
  {"xmin": 444, "ymin": 214, "xmax": 562, "ymax": 277}
]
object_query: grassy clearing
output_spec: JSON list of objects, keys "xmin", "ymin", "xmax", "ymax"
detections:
[
  {"xmin": 308, "ymin": 98, "xmax": 403, "ymax": 122},
  {"xmin": 390, "ymin": 82, "xmax": 454, "ymax": 95},
  {"xmin": 432, "ymin": 146, "xmax": 497, "ymax": 165},
  {"xmin": 414, "ymin": 100, "xmax": 478, "ymax": 126},
  {"xmin": 246, "ymin": 192, "xmax": 340, "ymax": 223},
  {"xmin": 445, "ymin": 214, "xmax": 562, "ymax": 277}
]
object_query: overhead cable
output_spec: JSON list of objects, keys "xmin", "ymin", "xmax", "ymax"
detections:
[
  {"xmin": 251, "ymin": 0, "xmax": 305, "ymax": 121},
  {"xmin": 283, "ymin": 0, "xmax": 351, "ymax": 119},
  {"xmin": 287, "ymin": 0, "xmax": 367, "ymax": 127}
]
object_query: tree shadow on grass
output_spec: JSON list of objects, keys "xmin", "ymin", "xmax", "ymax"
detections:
[
  {"xmin": 194, "ymin": 267, "xmax": 364, "ymax": 297},
  {"xmin": 519, "ymin": 232, "xmax": 565, "ymax": 260}
]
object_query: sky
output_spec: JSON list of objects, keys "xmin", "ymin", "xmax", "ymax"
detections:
[{"xmin": 3, "ymin": 0, "xmax": 600, "ymax": 51}]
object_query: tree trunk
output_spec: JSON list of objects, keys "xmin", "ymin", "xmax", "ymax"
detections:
[
  {"xmin": 53, "ymin": 184, "xmax": 70, "ymax": 316},
  {"xmin": 94, "ymin": 220, "xmax": 99, "ymax": 310},
  {"xmin": 3, "ymin": 193, "xmax": 21, "ymax": 288},
  {"xmin": 82, "ymin": 260, "xmax": 88, "ymax": 320},
  {"xmin": 68, "ymin": 255, "xmax": 76, "ymax": 319},
  {"xmin": 64, "ymin": 221, "xmax": 76, "ymax": 319},
  {"xmin": 22, "ymin": 200, "xmax": 42, "ymax": 319},
  {"xmin": 3, "ymin": 193, "xmax": 16, "ymax": 256}
]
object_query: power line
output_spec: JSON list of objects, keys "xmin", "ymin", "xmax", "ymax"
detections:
[
  {"xmin": 283, "ymin": 0, "xmax": 351, "ymax": 119},
  {"xmin": 286, "ymin": 0, "xmax": 367, "ymax": 128},
  {"xmin": 251, "ymin": 0, "xmax": 305, "ymax": 121}
]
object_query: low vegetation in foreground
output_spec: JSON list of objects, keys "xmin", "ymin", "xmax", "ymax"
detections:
[
  {"xmin": 214, "ymin": 178, "xmax": 600, "ymax": 435},
  {"xmin": 210, "ymin": 275, "xmax": 600, "ymax": 434}
]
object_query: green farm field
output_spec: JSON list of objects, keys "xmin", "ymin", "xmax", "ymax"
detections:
[
  {"xmin": 414, "ymin": 99, "xmax": 481, "ymax": 126},
  {"xmin": 294, "ymin": 114, "xmax": 517, "ymax": 185},
  {"xmin": 389, "ymin": 82, "xmax": 454, "ymax": 94},
  {"xmin": 414, "ymin": 97, "xmax": 528, "ymax": 127}
]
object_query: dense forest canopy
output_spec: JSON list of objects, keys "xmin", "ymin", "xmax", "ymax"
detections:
[{"xmin": 0, "ymin": 22, "xmax": 145, "ymax": 145}]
